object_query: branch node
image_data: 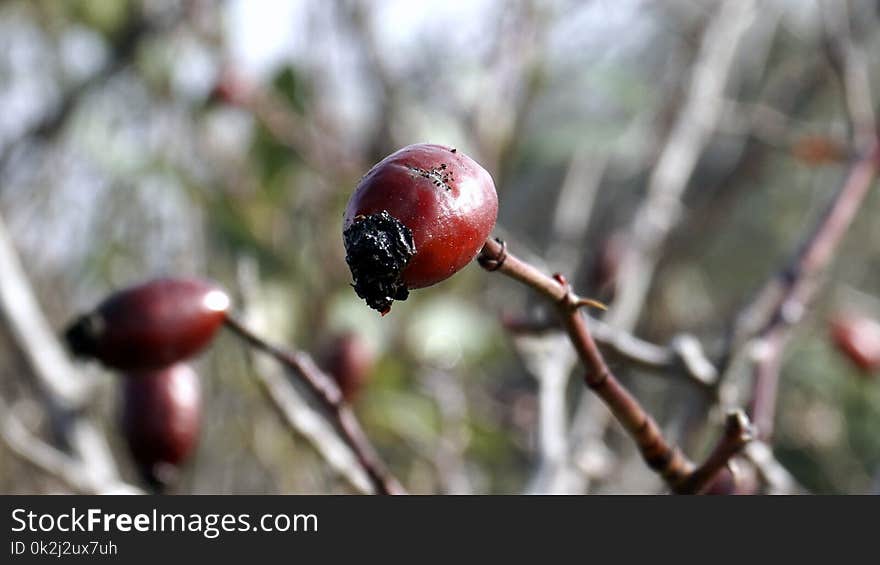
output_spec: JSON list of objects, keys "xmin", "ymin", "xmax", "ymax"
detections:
[
  {"xmin": 586, "ymin": 368, "xmax": 610, "ymax": 390},
  {"xmin": 477, "ymin": 237, "xmax": 507, "ymax": 271}
]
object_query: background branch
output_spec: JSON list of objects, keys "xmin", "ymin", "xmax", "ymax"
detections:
[
  {"xmin": 0, "ymin": 212, "xmax": 135, "ymax": 494},
  {"xmin": 0, "ymin": 399, "xmax": 140, "ymax": 494},
  {"xmin": 480, "ymin": 238, "xmax": 746, "ymax": 493},
  {"xmin": 747, "ymin": 142, "xmax": 879, "ymax": 439},
  {"xmin": 234, "ymin": 257, "xmax": 374, "ymax": 494},
  {"xmin": 225, "ymin": 264, "xmax": 404, "ymax": 495},
  {"xmin": 607, "ymin": 0, "xmax": 757, "ymax": 330},
  {"xmin": 504, "ymin": 314, "xmax": 717, "ymax": 387}
]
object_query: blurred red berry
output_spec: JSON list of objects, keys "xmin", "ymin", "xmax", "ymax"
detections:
[
  {"xmin": 121, "ymin": 363, "xmax": 202, "ymax": 488},
  {"xmin": 64, "ymin": 278, "xmax": 230, "ymax": 371},
  {"xmin": 790, "ymin": 136, "xmax": 847, "ymax": 166},
  {"xmin": 343, "ymin": 143, "xmax": 498, "ymax": 313},
  {"xmin": 209, "ymin": 68, "xmax": 253, "ymax": 107},
  {"xmin": 321, "ymin": 332, "xmax": 375, "ymax": 402},
  {"xmin": 829, "ymin": 314, "xmax": 880, "ymax": 373}
]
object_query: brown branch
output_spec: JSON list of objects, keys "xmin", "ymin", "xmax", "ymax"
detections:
[
  {"xmin": 223, "ymin": 316, "xmax": 405, "ymax": 495},
  {"xmin": 675, "ymin": 410, "xmax": 754, "ymax": 495},
  {"xmin": 480, "ymin": 238, "xmax": 728, "ymax": 491}
]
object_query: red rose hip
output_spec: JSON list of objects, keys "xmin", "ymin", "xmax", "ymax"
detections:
[
  {"xmin": 320, "ymin": 332, "xmax": 375, "ymax": 402},
  {"xmin": 829, "ymin": 314, "xmax": 880, "ymax": 373},
  {"xmin": 64, "ymin": 278, "xmax": 230, "ymax": 370},
  {"xmin": 121, "ymin": 363, "xmax": 202, "ymax": 488},
  {"xmin": 343, "ymin": 143, "xmax": 498, "ymax": 313}
]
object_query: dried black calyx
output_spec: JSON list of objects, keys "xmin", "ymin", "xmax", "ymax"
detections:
[
  {"xmin": 343, "ymin": 211, "xmax": 416, "ymax": 313},
  {"xmin": 63, "ymin": 313, "xmax": 104, "ymax": 359}
]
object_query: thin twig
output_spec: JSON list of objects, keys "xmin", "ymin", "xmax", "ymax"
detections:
[
  {"xmin": 561, "ymin": 0, "xmax": 762, "ymax": 492},
  {"xmin": 480, "ymin": 238, "xmax": 743, "ymax": 492},
  {"xmin": 820, "ymin": 0, "xmax": 876, "ymax": 149},
  {"xmin": 521, "ymin": 148, "xmax": 609, "ymax": 493},
  {"xmin": 0, "ymin": 211, "xmax": 134, "ymax": 494},
  {"xmin": 233, "ymin": 257, "xmax": 374, "ymax": 494},
  {"xmin": 675, "ymin": 410, "xmax": 754, "ymax": 494},
  {"xmin": 0, "ymin": 400, "xmax": 141, "ymax": 495},
  {"xmin": 223, "ymin": 316, "xmax": 405, "ymax": 495},
  {"xmin": 503, "ymin": 313, "xmax": 717, "ymax": 386},
  {"xmin": 716, "ymin": 0, "xmax": 880, "ymax": 443},
  {"xmin": 607, "ymin": 0, "xmax": 757, "ymax": 330},
  {"xmin": 0, "ymin": 13, "xmax": 155, "ymax": 174},
  {"xmin": 747, "ymin": 142, "xmax": 880, "ymax": 439}
]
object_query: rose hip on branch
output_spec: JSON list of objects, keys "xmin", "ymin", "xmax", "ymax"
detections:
[
  {"xmin": 64, "ymin": 278, "xmax": 230, "ymax": 371},
  {"xmin": 320, "ymin": 332, "xmax": 376, "ymax": 402},
  {"xmin": 829, "ymin": 313, "xmax": 880, "ymax": 374},
  {"xmin": 343, "ymin": 143, "xmax": 498, "ymax": 314},
  {"xmin": 121, "ymin": 363, "xmax": 202, "ymax": 489}
]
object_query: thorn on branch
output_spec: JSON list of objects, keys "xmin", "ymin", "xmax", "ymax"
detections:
[
  {"xmin": 479, "ymin": 235, "xmax": 699, "ymax": 490},
  {"xmin": 573, "ymin": 298, "xmax": 608, "ymax": 312}
]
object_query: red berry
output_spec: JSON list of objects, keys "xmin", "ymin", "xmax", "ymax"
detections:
[
  {"xmin": 320, "ymin": 332, "xmax": 375, "ymax": 402},
  {"xmin": 829, "ymin": 314, "xmax": 880, "ymax": 373},
  {"xmin": 64, "ymin": 278, "xmax": 230, "ymax": 371},
  {"xmin": 209, "ymin": 67, "xmax": 253, "ymax": 107},
  {"xmin": 790, "ymin": 135, "xmax": 847, "ymax": 166},
  {"xmin": 343, "ymin": 143, "xmax": 498, "ymax": 313},
  {"xmin": 121, "ymin": 363, "xmax": 201, "ymax": 488}
]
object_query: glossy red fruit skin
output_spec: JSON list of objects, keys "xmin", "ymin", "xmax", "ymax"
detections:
[
  {"xmin": 64, "ymin": 278, "xmax": 230, "ymax": 371},
  {"xmin": 321, "ymin": 332, "xmax": 375, "ymax": 402},
  {"xmin": 121, "ymin": 363, "xmax": 201, "ymax": 487},
  {"xmin": 830, "ymin": 314, "xmax": 880, "ymax": 373},
  {"xmin": 343, "ymin": 143, "xmax": 498, "ymax": 312}
]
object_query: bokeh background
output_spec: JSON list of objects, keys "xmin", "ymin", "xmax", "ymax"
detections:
[{"xmin": 1, "ymin": 0, "xmax": 880, "ymax": 494}]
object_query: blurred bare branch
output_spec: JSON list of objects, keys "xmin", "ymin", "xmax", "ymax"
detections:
[
  {"xmin": 820, "ymin": 0, "xmax": 876, "ymax": 149},
  {"xmin": 746, "ymin": 142, "xmax": 879, "ymax": 440},
  {"xmin": 517, "ymin": 333, "xmax": 581, "ymax": 494},
  {"xmin": 0, "ymin": 399, "xmax": 140, "ymax": 494},
  {"xmin": 744, "ymin": 441, "xmax": 805, "ymax": 495},
  {"xmin": 0, "ymin": 212, "xmax": 134, "ymax": 494},
  {"xmin": 232, "ymin": 256, "xmax": 398, "ymax": 495},
  {"xmin": 0, "ymin": 9, "xmax": 163, "ymax": 174},
  {"xmin": 422, "ymin": 370, "xmax": 474, "ymax": 495},
  {"xmin": 608, "ymin": 0, "xmax": 758, "ymax": 330},
  {"xmin": 480, "ymin": 238, "xmax": 701, "ymax": 490}
]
